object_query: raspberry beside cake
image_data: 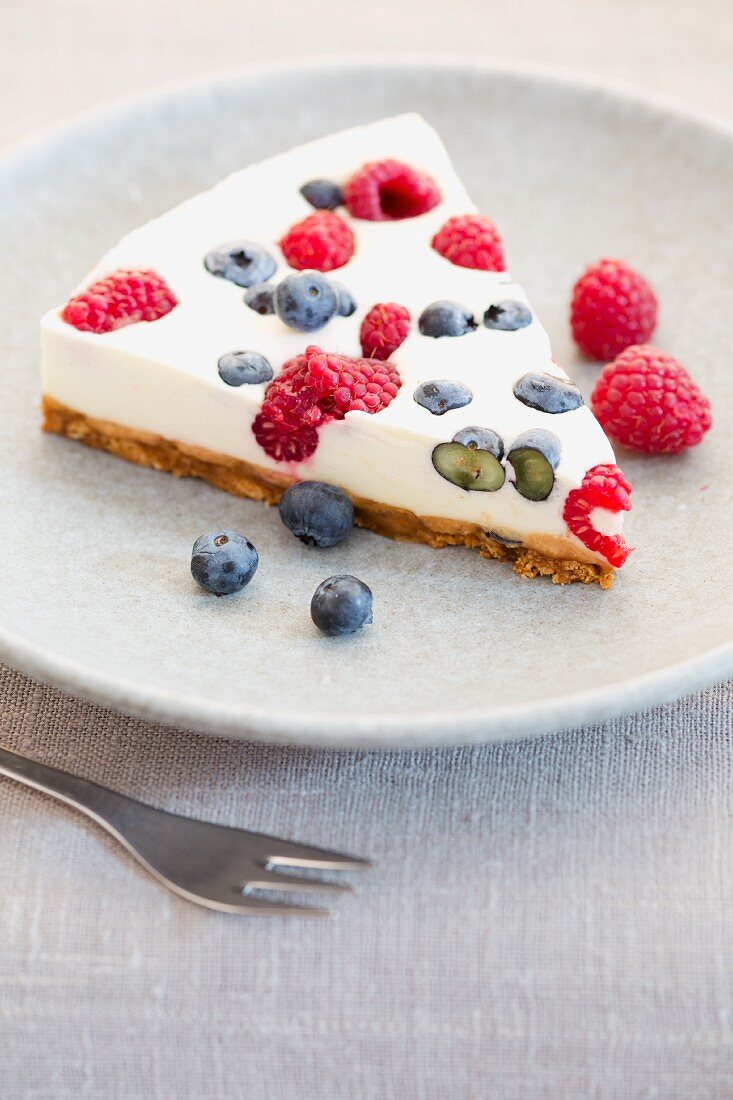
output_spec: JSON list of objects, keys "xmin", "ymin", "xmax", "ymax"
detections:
[{"xmin": 41, "ymin": 113, "xmax": 631, "ymax": 587}]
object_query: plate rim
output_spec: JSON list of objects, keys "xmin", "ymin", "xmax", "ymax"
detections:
[
  {"xmin": 4, "ymin": 54, "xmax": 733, "ymax": 746},
  {"xmin": 1, "ymin": 620, "xmax": 731, "ymax": 747}
]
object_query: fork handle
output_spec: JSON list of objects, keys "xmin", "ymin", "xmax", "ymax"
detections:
[{"xmin": 0, "ymin": 745, "xmax": 133, "ymax": 827}]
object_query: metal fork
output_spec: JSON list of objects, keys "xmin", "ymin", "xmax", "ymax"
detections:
[{"xmin": 0, "ymin": 746, "xmax": 369, "ymax": 916}]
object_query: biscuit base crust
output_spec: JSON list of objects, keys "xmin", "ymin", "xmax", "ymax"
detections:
[{"xmin": 42, "ymin": 396, "xmax": 614, "ymax": 588}]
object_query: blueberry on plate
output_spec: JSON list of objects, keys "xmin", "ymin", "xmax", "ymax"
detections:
[
  {"xmin": 204, "ymin": 241, "xmax": 276, "ymax": 288},
  {"xmin": 413, "ymin": 379, "xmax": 473, "ymax": 415},
  {"xmin": 483, "ymin": 300, "xmax": 533, "ymax": 331},
  {"xmin": 513, "ymin": 371, "xmax": 584, "ymax": 413},
  {"xmin": 419, "ymin": 301, "xmax": 477, "ymax": 338},
  {"xmin": 310, "ymin": 575, "xmax": 373, "ymax": 637},
  {"xmin": 275, "ymin": 271, "xmax": 339, "ymax": 332},
  {"xmin": 217, "ymin": 350, "xmax": 273, "ymax": 387},
  {"xmin": 190, "ymin": 531, "xmax": 259, "ymax": 595},
  {"xmin": 279, "ymin": 481, "xmax": 354, "ymax": 547},
  {"xmin": 507, "ymin": 429, "xmax": 561, "ymax": 501},
  {"xmin": 300, "ymin": 179, "xmax": 344, "ymax": 210},
  {"xmin": 244, "ymin": 283, "xmax": 276, "ymax": 315}
]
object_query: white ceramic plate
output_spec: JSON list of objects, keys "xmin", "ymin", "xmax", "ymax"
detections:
[{"xmin": 1, "ymin": 58, "xmax": 732, "ymax": 747}]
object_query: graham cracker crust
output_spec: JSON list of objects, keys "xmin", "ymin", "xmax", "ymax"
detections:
[{"xmin": 42, "ymin": 396, "xmax": 614, "ymax": 588}]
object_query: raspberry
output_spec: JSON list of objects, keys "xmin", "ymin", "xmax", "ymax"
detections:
[
  {"xmin": 590, "ymin": 344, "xmax": 712, "ymax": 455},
  {"xmin": 570, "ymin": 258, "xmax": 657, "ymax": 361},
  {"xmin": 431, "ymin": 214, "xmax": 505, "ymax": 272},
  {"xmin": 61, "ymin": 269, "xmax": 177, "ymax": 334},
  {"xmin": 563, "ymin": 464, "xmax": 632, "ymax": 569},
  {"xmin": 343, "ymin": 160, "xmax": 441, "ymax": 221},
  {"xmin": 252, "ymin": 355, "xmax": 321, "ymax": 463},
  {"xmin": 359, "ymin": 302, "xmax": 411, "ymax": 360},
  {"xmin": 279, "ymin": 211, "xmax": 354, "ymax": 272},
  {"xmin": 305, "ymin": 346, "xmax": 401, "ymax": 414},
  {"xmin": 252, "ymin": 347, "xmax": 401, "ymax": 463}
]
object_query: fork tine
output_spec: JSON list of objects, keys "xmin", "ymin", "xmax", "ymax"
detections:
[
  {"xmin": 264, "ymin": 837, "xmax": 372, "ymax": 871},
  {"xmin": 244, "ymin": 869, "xmax": 352, "ymax": 895},
  {"xmin": 228, "ymin": 894, "xmax": 328, "ymax": 917},
  {"xmin": 188, "ymin": 891, "xmax": 329, "ymax": 917}
]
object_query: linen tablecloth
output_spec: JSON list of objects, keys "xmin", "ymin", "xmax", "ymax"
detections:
[{"xmin": 2, "ymin": 2, "xmax": 732, "ymax": 1096}]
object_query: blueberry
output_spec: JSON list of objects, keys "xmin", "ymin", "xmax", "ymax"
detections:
[
  {"xmin": 486, "ymin": 530, "xmax": 522, "ymax": 546},
  {"xmin": 275, "ymin": 271, "xmax": 339, "ymax": 332},
  {"xmin": 452, "ymin": 426, "xmax": 504, "ymax": 459},
  {"xmin": 432, "ymin": 443, "xmax": 505, "ymax": 492},
  {"xmin": 204, "ymin": 241, "xmax": 276, "ymax": 288},
  {"xmin": 244, "ymin": 283, "xmax": 276, "ymax": 315},
  {"xmin": 331, "ymin": 281, "xmax": 357, "ymax": 317},
  {"xmin": 434, "ymin": 428, "xmax": 507, "ymax": 494},
  {"xmin": 419, "ymin": 301, "xmax": 477, "ymax": 338},
  {"xmin": 513, "ymin": 371, "xmax": 584, "ymax": 414},
  {"xmin": 300, "ymin": 179, "xmax": 344, "ymax": 210},
  {"xmin": 190, "ymin": 531, "xmax": 258, "ymax": 595},
  {"xmin": 310, "ymin": 575, "xmax": 373, "ymax": 637},
  {"xmin": 507, "ymin": 429, "xmax": 561, "ymax": 502},
  {"xmin": 414, "ymin": 379, "xmax": 473, "ymax": 416},
  {"xmin": 483, "ymin": 300, "xmax": 533, "ymax": 331},
  {"xmin": 217, "ymin": 351, "xmax": 273, "ymax": 387},
  {"xmin": 279, "ymin": 481, "xmax": 354, "ymax": 547}
]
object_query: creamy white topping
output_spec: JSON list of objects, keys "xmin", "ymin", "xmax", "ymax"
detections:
[{"xmin": 41, "ymin": 113, "xmax": 621, "ymax": 558}]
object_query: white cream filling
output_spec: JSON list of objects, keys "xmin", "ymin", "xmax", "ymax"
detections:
[
  {"xmin": 589, "ymin": 506, "xmax": 625, "ymax": 538},
  {"xmin": 41, "ymin": 113, "xmax": 621, "ymax": 558}
]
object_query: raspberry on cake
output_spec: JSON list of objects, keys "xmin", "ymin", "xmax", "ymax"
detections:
[
  {"xmin": 42, "ymin": 113, "xmax": 633, "ymax": 588},
  {"xmin": 360, "ymin": 302, "xmax": 411, "ymax": 360},
  {"xmin": 279, "ymin": 211, "xmax": 354, "ymax": 272},
  {"xmin": 61, "ymin": 269, "xmax": 177, "ymax": 334},
  {"xmin": 305, "ymin": 346, "xmax": 401, "ymax": 414},
  {"xmin": 431, "ymin": 214, "xmax": 505, "ymax": 272},
  {"xmin": 251, "ymin": 354, "xmax": 321, "ymax": 463},
  {"xmin": 563, "ymin": 465, "xmax": 632, "ymax": 568},
  {"xmin": 343, "ymin": 159, "xmax": 441, "ymax": 221},
  {"xmin": 252, "ymin": 346, "xmax": 401, "ymax": 463}
]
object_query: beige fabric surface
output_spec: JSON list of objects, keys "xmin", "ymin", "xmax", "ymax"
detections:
[
  {"xmin": 2, "ymin": 671, "xmax": 733, "ymax": 1098},
  {"xmin": 2, "ymin": 2, "xmax": 733, "ymax": 1097}
]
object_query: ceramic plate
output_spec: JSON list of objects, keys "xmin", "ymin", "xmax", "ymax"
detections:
[{"xmin": 1, "ymin": 58, "xmax": 731, "ymax": 746}]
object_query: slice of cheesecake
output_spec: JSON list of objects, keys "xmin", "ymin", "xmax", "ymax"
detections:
[{"xmin": 41, "ymin": 113, "xmax": 631, "ymax": 587}]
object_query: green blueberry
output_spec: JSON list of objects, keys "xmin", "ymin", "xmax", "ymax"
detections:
[
  {"xmin": 507, "ymin": 429, "xmax": 561, "ymax": 501},
  {"xmin": 431, "ymin": 442, "xmax": 505, "ymax": 492}
]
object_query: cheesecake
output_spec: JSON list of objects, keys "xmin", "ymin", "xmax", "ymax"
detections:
[{"xmin": 41, "ymin": 113, "xmax": 632, "ymax": 587}]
